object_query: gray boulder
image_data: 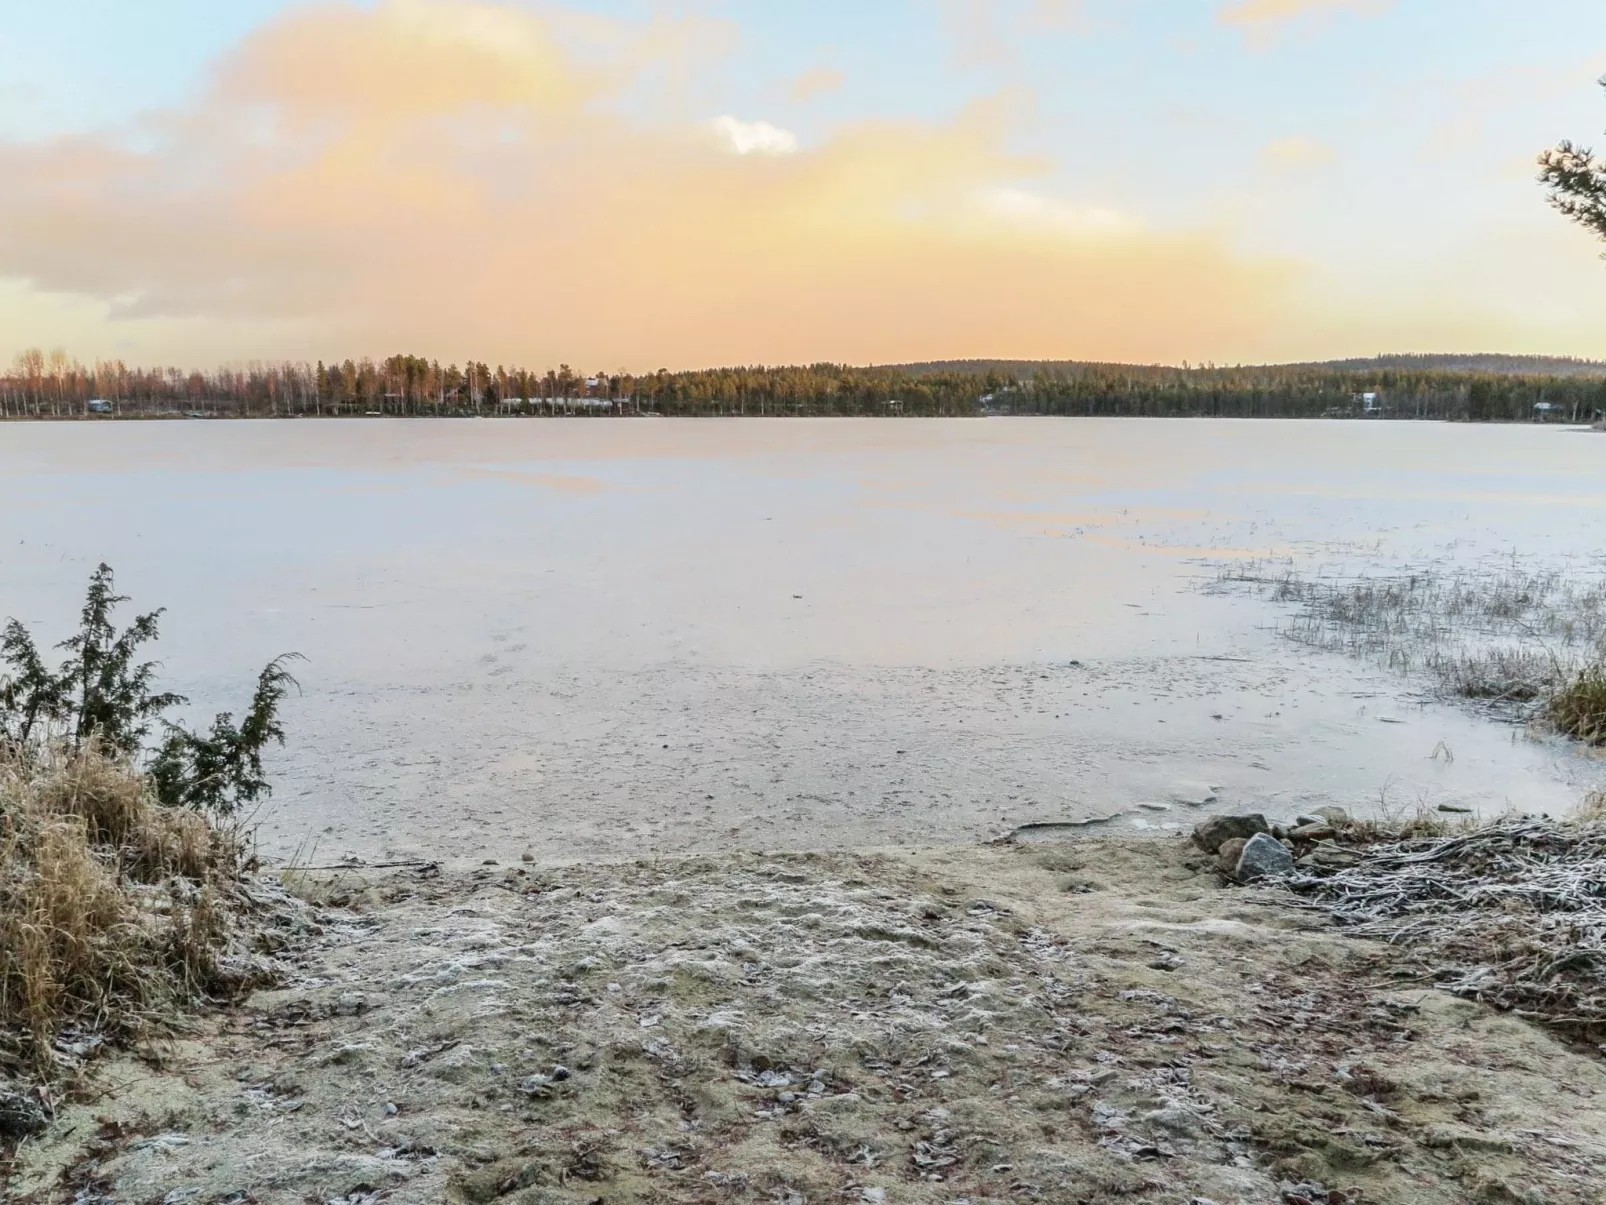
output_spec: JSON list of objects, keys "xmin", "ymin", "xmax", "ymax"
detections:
[
  {"xmin": 1235, "ymin": 832, "xmax": 1295, "ymax": 881},
  {"xmin": 1192, "ymin": 813, "xmax": 1270, "ymax": 854}
]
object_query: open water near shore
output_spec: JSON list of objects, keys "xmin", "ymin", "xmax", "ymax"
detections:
[{"xmin": 3, "ymin": 417, "xmax": 1604, "ymax": 864}]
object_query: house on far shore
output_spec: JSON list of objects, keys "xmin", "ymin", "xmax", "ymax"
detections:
[
  {"xmin": 979, "ymin": 386, "xmax": 1018, "ymax": 415},
  {"xmin": 1533, "ymin": 400, "xmax": 1560, "ymax": 421},
  {"xmin": 87, "ymin": 398, "xmax": 112, "ymax": 414},
  {"xmin": 1358, "ymin": 391, "xmax": 1382, "ymax": 415}
]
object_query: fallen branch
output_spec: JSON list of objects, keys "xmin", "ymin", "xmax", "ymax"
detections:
[
  {"xmin": 278, "ymin": 860, "xmax": 440, "ymax": 872},
  {"xmin": 1280, "ymin": 818, "xmax": 1606, "ymax": 1047}
]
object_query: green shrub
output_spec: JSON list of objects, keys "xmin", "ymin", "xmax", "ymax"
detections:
[
  {"xmin": 0, "ymin": 564, "xmax": 297, "ymax": 816},
  {"xmin": 150, "ymin": 655, "xmax": 301, "ymax": 816},
  {"xmin": 1547, "ymin": 665, "xmax": 1606, "ymax": 744}
]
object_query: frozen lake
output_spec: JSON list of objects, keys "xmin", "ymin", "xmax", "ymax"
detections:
[{"xmin": 2, "ymin": 417, "xmax": 1604, "ymax": 864}]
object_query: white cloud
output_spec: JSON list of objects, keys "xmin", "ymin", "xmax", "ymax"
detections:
[
  {"xmin": 710, "ymin": 115, "xmax": 799, "ymax": 156},
  {"xmin": 978, "ymin": 187, "xmax": 1140, "ymax": 237}
]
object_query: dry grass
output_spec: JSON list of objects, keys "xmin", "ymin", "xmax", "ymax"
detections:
[
  {"xmin": 1579, "ymin": 789, "xmax": 1606, "ymax": 821},
  {"xmin": 0, "ymin": 745, "xmax": 264, "ymax": 1081},
  {"xmin": 1547, "ymin": 665, "xmax": 1606, "ymax": 745},
  {"xmin": 1342, "ymin": 809, "xmax": 1468, "ymax": 844},
  {"xmin": 1213, "ymin": 557, "xmax": 1606, "ymax": 732}
]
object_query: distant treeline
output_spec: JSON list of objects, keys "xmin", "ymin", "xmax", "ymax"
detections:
[
  {"xmin": 903, "ymin": 353, "xmax": 1606, "ymax": 381},
  {"xmin": 4, "ymin": 348, "xmax": 1605, "ymax": 422}
]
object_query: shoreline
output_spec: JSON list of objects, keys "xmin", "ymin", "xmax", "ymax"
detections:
[
  {"xmin": 11, "ymin": 834, "xmax": 1606, "ymax": 1204},
  {"xmin": 1, "ymin": 412, "xmax": 1599, "ymax": 427}
]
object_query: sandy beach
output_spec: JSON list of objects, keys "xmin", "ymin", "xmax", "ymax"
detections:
[{"xmin": 12, "ymin": 835, "xmax": 1606, "ymax": 1204}]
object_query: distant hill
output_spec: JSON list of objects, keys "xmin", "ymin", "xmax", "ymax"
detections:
[
  {"xmin": 1305, "ymin": 354, "xmax": 1606, "ymax": 378},
  {"xmin": 895, "ymin": 354, "xmax": 1606, "ymax": 379}
]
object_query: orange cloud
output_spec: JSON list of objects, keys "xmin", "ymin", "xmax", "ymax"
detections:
[{"xmin": 0, "ymin": 0, "xmax": 1294, "ymax": 370}]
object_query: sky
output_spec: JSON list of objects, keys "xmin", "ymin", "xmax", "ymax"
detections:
[{"xmin": 3, "ymin": 0, "xmax": 1606, "ymax": 372}]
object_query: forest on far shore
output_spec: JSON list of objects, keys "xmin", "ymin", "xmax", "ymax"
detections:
[{"xmin": 4, "ymin": 348, "xmax": 1606, "ymax": 423}]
